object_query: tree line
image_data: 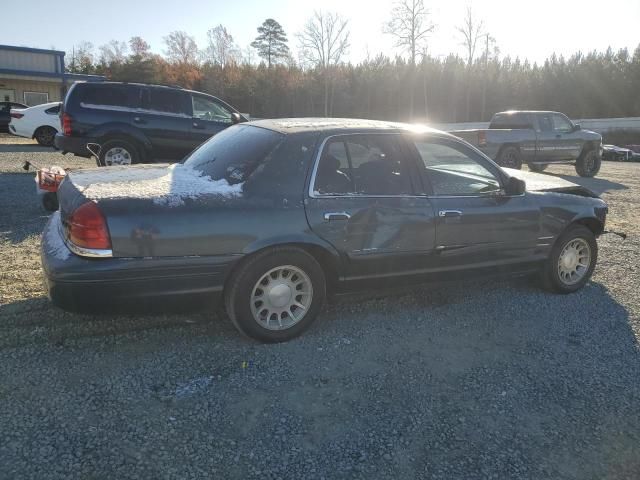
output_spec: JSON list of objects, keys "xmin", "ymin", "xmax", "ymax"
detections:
[{"xmin": 65, "ymin": 1, "xmax": 640, "ymax": 123}]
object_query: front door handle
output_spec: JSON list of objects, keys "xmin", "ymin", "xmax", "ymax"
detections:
[
  {"xmin": 438, "ymin": 210, "xmax": 462, "ymax": 218},
  {"xmin": 555, "ymin": 134, "xmax": 562, "ymax": 138},
  {"xmin": 324, "ymin": 212, "xmax": 351, "ymax": 221},
  {"xmin": 133, "ymin": 116, "xmax": 146, "ymax": 124},
  {"xmin": 192, "ymin": 122, "xmax": 205, "ymax": 129}
]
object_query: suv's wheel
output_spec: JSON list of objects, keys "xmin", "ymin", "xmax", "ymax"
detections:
[
  {"xmin": 225, "ymin": 247, "xmax": 326, "ymax": 343},
  {"xmin": 497, "ymin": 146, "xmax": 522, "ymax": 169},
  {"xmin": 34, "ymin": 126, "xmax": 57, "ymax": 146},
  {"xmin": 541, "ymin": 225, "xmax": 597, "ymax": 294},
  {"xmin": 575, "ymin": 149, "xmax": 601, "ymax": 177},
  {"xmin": 98, "ymin": 139, "xmax": 140, "ymax": 167},
  {"xmin": 528, "ymin": 163, "xmax": 547, "ymax": 173}
]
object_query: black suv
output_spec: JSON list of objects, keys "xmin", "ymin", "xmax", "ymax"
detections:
[{"xmin": 55, "ymin": 82, "xmax": 245, "ymax": 165}]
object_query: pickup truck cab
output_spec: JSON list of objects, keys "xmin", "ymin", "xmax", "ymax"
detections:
[{"xmin": 451, "ymin": 111, "xmax": 603, "ymax": 177}]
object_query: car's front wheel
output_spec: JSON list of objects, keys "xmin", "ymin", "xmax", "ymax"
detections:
[
  {"xmin": 34, "ymin": 126, "xmax": 57, "ymax": 146},
  {"xmin": 225, "ymin": 248, "xmax": 326, "ymax": 343},
  {"xmin": 575, "ymin": 149, "xmax": 601, "ymax": 177},
  {"xmin": 541, "ymin": 225, "xmax": 597, "ymax": 293}
]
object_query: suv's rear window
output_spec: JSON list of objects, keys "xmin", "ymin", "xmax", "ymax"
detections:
[
  {"xmin": 78, "ymin": 85, "xmax": 139, "ymax": 109},
  {"xmin": 489, "ymin": 113, "xmax": 532, "ymax": 129},
  {"xmin": 184, "ymin": 125, "xmax": 284, "ymax": 184}
]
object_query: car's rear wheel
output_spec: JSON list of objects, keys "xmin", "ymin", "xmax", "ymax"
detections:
[
  {"xmin": 575, "ymin": 149, "xmax": 601, "ymax": 177},
  {"xmin": 497, "ymin": 146, "xmax": 522, "ymax": 169},
  {"xmin": 225, "ymin": 247, "xmax": 326, "ymax": 343},
  {"xmin": 541, "ymin": 225, "xmax": 597, "ymax": 293},
  {"xmin": 528, "ymin": 163, "xmax": 547, "ymax": 173},
  {"xmin": 34, "ymin": 126, "xmax": 57, "ymax": 146},
  {"xmin": 98, "ymin": 139, "xmax": 140, "ymax": 167}
]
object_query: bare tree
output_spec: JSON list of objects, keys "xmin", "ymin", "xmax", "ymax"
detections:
[
  {"xmin": 69, "ymin": 41, "xmax": 95, "ymax": 73},
  {"xmin": 298, "ymin": 10, "xmax": 350, "ymax": 116},
  {"xmin": 164, "ymin": 31, "xmax": 199, "ymax": 65},
  {"xmin": 457, "ymin": 5, "xmax": 484, "ymax": 67},
  {"xmin": 205, "ymin": 25, "xmax": 241, "ymax": 67},
  {"xmin": 129, "ymin": 36, "xmax": 151, "ymax": 58},
  {"xmin": 99, "ymin": 40, "xmax": 128, "ymax": 65},
  {"xmin": 456, "ymin": 6, "xmax": 485, "ymax": 121},
  {"xmin": 384, "ymin": 0, "xmax": 434, "ymax": 66}
]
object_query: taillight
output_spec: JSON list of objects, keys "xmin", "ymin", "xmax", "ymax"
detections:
[
  {"xmin": 66, "ymin": 202, "xmax": 111, "ymax": 250},
  {"xmin": 10, "ymin": 112, "xmax": 24, "ymax": 119},
  {"xmin": 62, "ymin": 112, "xmax": 73, "ymax": 136},
  {"xmin": 478, "ymin": 131, "xmax": 487, "ymax": 147}
]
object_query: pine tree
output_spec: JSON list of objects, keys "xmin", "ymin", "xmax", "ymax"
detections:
[{"xmin": 251, "ymin": 19, "xmax": 289, "ymax": 68}]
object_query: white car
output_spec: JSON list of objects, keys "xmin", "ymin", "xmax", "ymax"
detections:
[{"xmin": 9, "ymin": 102, "xmax": 61, "ymax": 146}]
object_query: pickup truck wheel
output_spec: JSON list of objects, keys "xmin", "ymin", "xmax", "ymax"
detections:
[
  {"xmin": 575, "ymin": 150, "xmax": 601, "ymax": 177},
  {"xmin": 497, "ymin": 146, "xmax": 522, "ymax": 169},
  {"xmin": 540, "ymin": 225, "xmax": 597, "ymax": 294},
  {"xmin": 98, "ymin": 139, "xmax": 140, "ymax": 167},
  {"xmin": 528, "ymin": 163, "xmax": 547, "ymax": 173},
  {"xmin": 224, "ymin": 247, "xmax": 326, "ymax": 343}
]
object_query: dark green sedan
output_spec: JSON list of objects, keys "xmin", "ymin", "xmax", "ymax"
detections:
[{"xmin": 42, "ymin": 119, "xmax": 608, "ymax": 342}]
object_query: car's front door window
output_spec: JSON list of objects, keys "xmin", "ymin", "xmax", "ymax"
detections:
[
  {"xmin": 192, "ymin": 95, "xmax": 233, "ymax": 124},
  {"xmin": 552, "ymin": 113, "xmax": 574, "ymax": 133},
  {"xmin": 414, "ymin": 140, "xmax": 501, "ymax": 196}
]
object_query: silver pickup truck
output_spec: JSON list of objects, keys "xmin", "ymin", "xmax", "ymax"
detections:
[{"xmin": 450, "ymin": 110, "xmax": 603, "ymax": 177}]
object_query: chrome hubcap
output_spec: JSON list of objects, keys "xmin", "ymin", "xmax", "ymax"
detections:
[
  {"xmin": 104, "ymin": 147, "xmax": 132, "ymax": 166},
  {"xmin": 557, "ymin": 238, "xmax": 591, "ymax": 285},
  {"xmin": 250, "ymin": 265, "xmax": 313, "ymax": 330}
]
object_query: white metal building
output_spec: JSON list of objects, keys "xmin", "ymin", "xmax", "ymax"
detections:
[{"xmin": 0, "ymin": 45, "xmax": 104, "ymax": 106}]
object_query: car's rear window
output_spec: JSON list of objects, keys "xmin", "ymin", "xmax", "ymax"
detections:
[
  {"xmin": 77, "ymin": 85, "xmax": 139, "ymax": 109},
  {"xmin": 489, "ymin": 113, "xmax": 532, "ymax": 129},
  {"xmin": 184, "ymin": 125, "xmax": 284, "ymax": 184}
]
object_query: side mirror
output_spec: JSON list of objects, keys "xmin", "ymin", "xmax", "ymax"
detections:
[
  {"xmin": 573, "ymin": 123, "xmax": 581, "ymax": 132},
  {"xmin": 505, "ymin": 176, "xmax": 526, "ymax": 195},
  {"xmin": 231, "ymin": 112, "xmax": 242, "ymax": 125}
]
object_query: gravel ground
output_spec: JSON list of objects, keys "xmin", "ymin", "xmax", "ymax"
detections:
[{"xmin": 0, "ymin": 133, "xmax": 639, "ymax": 479}]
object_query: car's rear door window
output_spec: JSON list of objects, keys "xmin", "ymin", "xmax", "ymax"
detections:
[
  {"xmin": 184, "ymin": 124, "xmax": 284, "ymax": 184},
  {"xmin": 45, "ymin": 105, "xmax": 60, "ymax": 115},
  {"xmin": 414, "ymin": 139, "xmax": 501, "ymax": 196},
  {"xmin": 79, "ymin": 85, "xmax": 139, "ymax": 109},
  {"xmin": 145, "ymin": 88, "xmax": 190, "ymax": 116},
  {"xmin": 314, "ymin": 134, "xmax": 412, "ymax": 196}
]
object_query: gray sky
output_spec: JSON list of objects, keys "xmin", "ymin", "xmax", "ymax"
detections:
[{"xmin": 5, "ymin": 0, "xmax": 640, "ymax": 64}]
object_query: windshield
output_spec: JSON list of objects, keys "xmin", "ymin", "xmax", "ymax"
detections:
[{"xmin": 184, "ymin": 124, "xmax": 284, "ymax": 184}]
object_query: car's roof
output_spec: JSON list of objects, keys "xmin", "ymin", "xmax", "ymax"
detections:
[
  {"xmin": 495, "ymin": 110, "xmax": 561, "ymax": 115},
  {"xmin": 249, "ymin": 117, "xmax": 450, "ymax": 136}
]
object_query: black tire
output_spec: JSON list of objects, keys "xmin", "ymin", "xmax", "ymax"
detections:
[
  {"xmin": 575, "ymin": 149, "xmax": 601, "ymax": 177},
  {"xmin": 540, "ymin": 225, "xmax": 597, "ymax": 294},
  {"xmin": 528, "ymin": 163, "xmax": 547, "ymax": 173},
  {"xmin": 224, "ymin": 247, "xmax": 326, "ymax": 343},
  {"xmin": 497, "ymin": 146, "xmax": 522, "ymax": 169},
  {"xmin": 34, "ymin": 126, "xmax": 57, "ymax": 146},
  {"xmin": 98, "ymin": 139, "xmax": 140, "ymax": 167},
  {"xmin": 42, "ymin": 192, "xmax": 59, "ymax": 212}
]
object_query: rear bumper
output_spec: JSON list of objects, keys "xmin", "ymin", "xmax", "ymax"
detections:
[
  {"xmin": 41, "ymin": 213, "xmax": 237, "ymax": 312},
  {"xmin": 54, "ymin": 133, "xmax": 92, "ymax": 158}
]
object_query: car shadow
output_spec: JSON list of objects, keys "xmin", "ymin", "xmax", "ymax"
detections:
[
  {"xmin": 0, "ymin": 144, "xmax": 55, "ymax": 153},
  {"xmin": 541, "ymin": 171, "xmax": 628, "ymax": 195},
  {"xmin": 0, "ymin": 173, "xmax": 50, "ymax": 244}
]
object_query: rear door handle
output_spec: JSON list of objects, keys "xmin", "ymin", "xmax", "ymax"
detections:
[
  {"xmin": 555, "ymin": 134, "xmax": 562, "ymax": 138},
  {"xmin": 438, "ymin": 210, "xmax": 462, "ymax": 218},
  {"xmin": 192, "ymin": 122, "xmax": 205, "ymax": 129},
  {"xmin": 324, "ymin": 212, "xmax": 351, "ymax": 221},
  {"xmin": 133, "ymin": 116, "xmax": 146, "ymax": 124}
]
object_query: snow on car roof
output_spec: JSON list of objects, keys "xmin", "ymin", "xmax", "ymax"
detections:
[{"xmin": 249, "ymin": 117, "xmax": 448, "ymax": 135}]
